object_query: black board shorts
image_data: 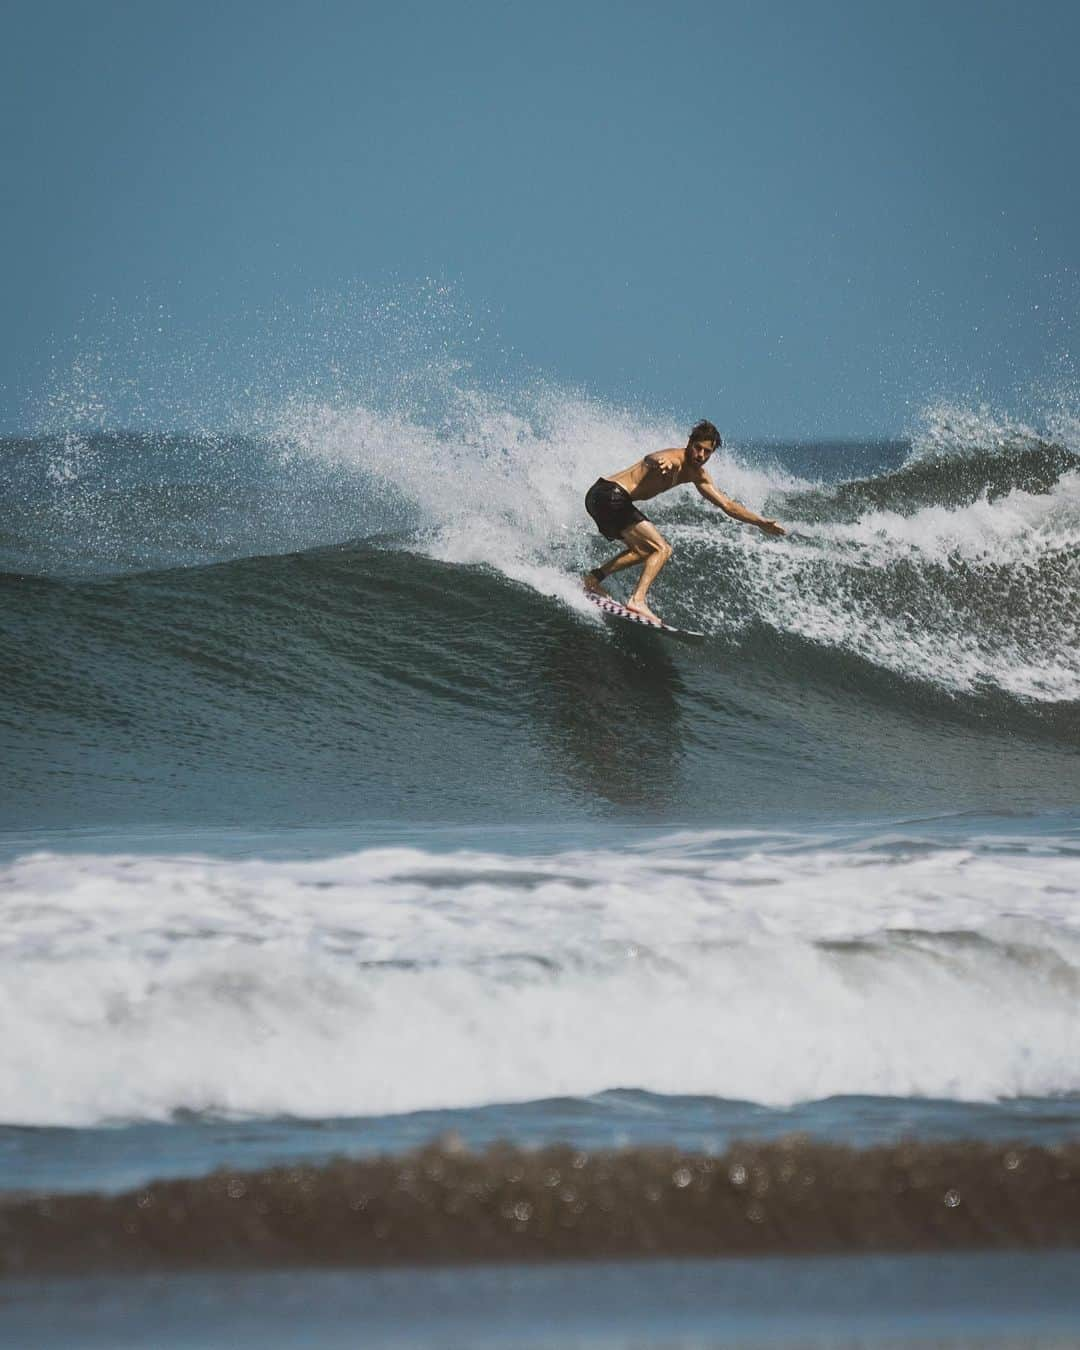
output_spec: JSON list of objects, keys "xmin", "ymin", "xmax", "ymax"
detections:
[{"xmin": 585, "ymin": 478, "xmax": 648, "ymax": 541}]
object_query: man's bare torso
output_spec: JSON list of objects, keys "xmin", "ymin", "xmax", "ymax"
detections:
[{"xmin": 603, "ymin": 447, "xmax": 697, "ymax": 502}]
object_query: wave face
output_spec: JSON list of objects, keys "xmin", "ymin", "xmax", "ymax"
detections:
[
  {"xmin": 2, "ymin": 831, "xmax": 1080, "ymax": 1127},
  {"xmin": 2, "ymin": 391, "xmax": 1079, "ymax": 829}
]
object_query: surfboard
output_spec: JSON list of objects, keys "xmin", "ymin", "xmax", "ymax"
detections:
[{"xmin": 583, "ymin": 588, "xmax": 704, "ymax": 638}]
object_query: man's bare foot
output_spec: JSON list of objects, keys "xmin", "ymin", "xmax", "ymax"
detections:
[
  {"xmin": 583, "ymin": 571, "xmax": 608, "ymax": 595},
  {"xmin": 627, "ymin": 598, "xmax": 662, "ymax": 624}
]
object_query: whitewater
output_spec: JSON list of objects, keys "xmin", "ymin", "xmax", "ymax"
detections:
[{"xmin": 3, "ymin": 828, "xmax": 1080, "ymax": 1127}]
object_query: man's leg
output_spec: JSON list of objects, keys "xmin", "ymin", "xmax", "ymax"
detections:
[
  {"xmin": 620, "ymin": 520, "xmax": 672, "ymax": 622},
  {"xmin": 583, "ymin": 546, "xmax": 647, "ymax": 593}
]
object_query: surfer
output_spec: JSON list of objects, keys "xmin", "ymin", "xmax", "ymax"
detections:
[{"xmin": 583, "ymin": 421, "xmax": 786, "ymax": 623}]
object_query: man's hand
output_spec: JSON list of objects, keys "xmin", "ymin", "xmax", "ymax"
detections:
[
  {"xmin": 757, "ymin": 518, "xmax": 786, "ymax": 537},
  {"xmin": 645, "ymin": 452, "xmax": 679, "ymax": 477}
]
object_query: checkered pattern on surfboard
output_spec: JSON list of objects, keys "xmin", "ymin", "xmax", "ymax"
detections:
[{"xmin": 584, "ymin": 589, "xmax": 681, "ymax": 633}]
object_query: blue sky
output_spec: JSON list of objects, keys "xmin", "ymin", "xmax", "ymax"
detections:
[{"xmin": 3, "ymin": 0, "xmax": 1078, "ymax": 435}]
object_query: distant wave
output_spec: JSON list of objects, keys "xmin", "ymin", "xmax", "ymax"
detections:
[{"xmin": 783, "ymin": 439, "xmax": 1080, "ymax": 522}]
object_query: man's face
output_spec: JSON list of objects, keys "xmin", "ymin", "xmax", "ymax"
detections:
[{"xmin": 689, "ymin": 439, "xmax": 717, "ymax": 467}]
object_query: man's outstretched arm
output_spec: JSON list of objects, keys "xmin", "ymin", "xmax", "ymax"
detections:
[{"xmin": 695, "ymin": 474, "xmax": 786, "ymax": 536}]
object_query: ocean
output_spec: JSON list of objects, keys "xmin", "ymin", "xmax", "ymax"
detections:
[{"xmin": 2, "ymin": 390, "xmax": 1079, "ymax": 1346}]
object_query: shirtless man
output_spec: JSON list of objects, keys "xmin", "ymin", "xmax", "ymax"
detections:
[{"xmin": 583, "ymin": 420, "xmax": 785, "ymax": 623}]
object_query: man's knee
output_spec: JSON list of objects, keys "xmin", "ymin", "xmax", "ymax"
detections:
[{"xmin": 626, "ymin": 532, "xmax": 671, "ymax": 562}]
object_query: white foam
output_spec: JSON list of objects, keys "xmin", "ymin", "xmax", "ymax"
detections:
[
  {"xmin": 3, "ymin": 835, "xmax": 1079, "ymax": 1126},
  {"xmin": 678, "ymin": 466, "xmax": 1080, "ymax": 702},
  {"xmin": 822, "ymin": 471, "xmax": 1080, "ymax": 566}
]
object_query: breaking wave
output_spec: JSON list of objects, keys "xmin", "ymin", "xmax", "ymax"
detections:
[{"xmin": 2, "ymin": 833, "xmax": 1080, "ymax": 1127}]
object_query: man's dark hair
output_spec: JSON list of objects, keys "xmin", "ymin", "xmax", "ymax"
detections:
[{"xmin": 689, "ymin": 419, "xmax": 721, "ymax": 447}]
